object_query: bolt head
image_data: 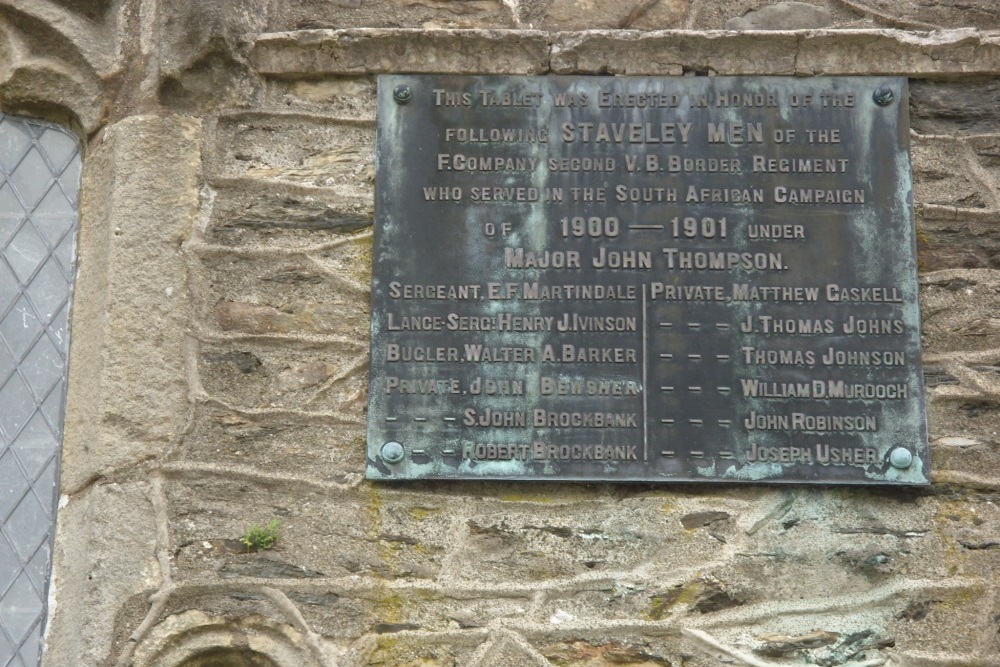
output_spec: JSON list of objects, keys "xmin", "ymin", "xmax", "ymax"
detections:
[
  {"xmin": 381, "ymin": 441, "xmax": 405, "ymax": 464},
  {"xmin": 393, "ymin": 85, "xmax": 412, "ymax": 105},
  {"xmin": 889, "ymin": 447, "xmax": 913, "ymax": 469},
  {"xmin": 873, "ymin": 85, "xmax": 894, "ymax": 106}
]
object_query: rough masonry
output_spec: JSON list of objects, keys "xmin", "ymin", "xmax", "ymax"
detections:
[{"xmin": 0, "ymin": 0, "xmax": 998, "ymax": 665}]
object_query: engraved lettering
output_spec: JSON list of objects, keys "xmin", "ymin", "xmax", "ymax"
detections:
[
  {"xmin": 740, "ymin": 379, "xmax": 908, "ymax": 399},
  {"xmin": 745, "ymin": 410, "xmax": 877, "ymax": 432},
  {"xmin": 540, "ymin": 376, "xmax": 642, "ymax": 396},
  {"xmin": 592, "ymin": 247, "xmax": 652, "ymax": 269},
  {"xmin": 532, "ymin": 410, "xmax": 638, "ymax": 428},
  {"xmin": 386, "ymin": 344, "xmax": 459, "ymax": 362},
  {"xmin": 707, "ymin": 122, "xmax": 763, "ymax": 143},
  {"xmin": 842, "ymin": 317, "xmax": 905, "ymax": 335},
  {"xmin": 826, "ymin": 284, "xmax": 904, "ymax": 303},
  {"xmin": 774, "ymin": 187, "xmax": 865, "ymax": 204},
  {"xmin": 663, "ymin": 249, "xmax": 785, "ymax": 271},
  {"xmin": 388, "ymin": 282, "xmax": 481, "ymax": 300},
  {"xmin": 505, "ymin": 248, "xmax": 581, "ymax": 269},
  {"xmin": 463, "ymin": 408, "xmax": 527, "ymax": 427},
  {"xmin": 384, "ymin": 377, "xmax": 461, "ymax": 394},
  {"xmin": 468, "ymin": 377, "xmax": 525, "ymax": 395},
  {"xmin": 561, "ymin": 122, "xmax": 692, "ymax": 143},
  {"xmin": 540, "ymin": 345, "xmax": 637, "ymax": 363},
  {"xmin": 463, "ymin": 345, "xmax": 535, "ymax": 363}
]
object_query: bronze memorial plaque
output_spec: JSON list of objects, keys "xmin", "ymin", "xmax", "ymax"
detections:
[{"xmin": 367, "ymin": 75, "xmax": 928, "ymax": 485}]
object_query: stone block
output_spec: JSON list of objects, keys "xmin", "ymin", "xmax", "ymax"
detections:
[
  {"xmin": 196, "ymin": 341, "xmax": 367, "ymax": 412},
  {"xmin": 550, "ymin": 30, "xmax": 799, "ymax": 75},
  {"xmin": 204, "ymin": 181, "xmax": 372, "ymax": 249},
  {"xmin": 921, "ymin": 269, "xmax": 1000, "ymax": 353},
  {"xmin": 530, "ymin": 0, "xmax": 689, "ymax": 30},
  {"xmin": 164, "ymin": 476, "xmax": 389, "ymax": 582},
  {"xmin": 179, "ymin": 408, "xmax": 365, "ymax": 482},
  {"xmin": 912, "ymin": 138, "xmax": 994, "ymax": 209},
  {"xmin": 265, "ymin": 77, "xmax": 378, "ymax": 119},
  {"xmin": 157, "ymin": 0, "xmax": 266, "ymax": 110},
  {"xmin": 251, "ymin": 29, "xmax": 551, "ymax": 75},
  {"xmin": 911, "ymin": 79, "xmax": 1000, "ymax": 136},
  {"xmin": 917, "ymin": 218, "xmax": 1000, "ymax": 272},
  {"xmin": 360, "ymin": 630, "xmax": 484, "ymax": 666},
  {"xmin": 536, "ymin": 637, "xmax": 675, "ymax": 666},
  {"xmin": 61, "ymin": 115, "xmax": 201, "ymax": 492},
  {"xmin": 793, "ymin": 30, "xmax": 1000, "ymax": 76},
  {"xmin": 725, "ymin": 2, "xmax": 833, "ymax": 30},
  {"xmin": 43, "ymin": 483, "xmax": 157, "ymax": 667},
  {"xmin": 551, "ymin": 30, "xmax": 1000, "ymax": 76},
  {"xmin": 445, "ymin": 495, "xmax": 676, "ymax": 586},
  {"xmin": 209, "ymin": 112, "xmax": 375, "ymax": 196},
  {"xmin": 845, "ymin": 0, "xmax": 1000, "ymax": 30},
  {"xmin": 269, "ymin": 0, "xmax": 514, "ymax": 31},
  {"xmin": 193, "ymin": 248, "xmax": 371, "ymax": 337}
]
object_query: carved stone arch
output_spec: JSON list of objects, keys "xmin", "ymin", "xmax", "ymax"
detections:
[
  {"xmin": 0, "ymin": 0, "xmax": 111, "ymax": 138},
  {"xmin": 132, "ymin": 611, "xmax": 322, "ymax": 667}
]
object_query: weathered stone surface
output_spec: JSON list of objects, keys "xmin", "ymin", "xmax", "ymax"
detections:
[
  {"xmin": 266, "ymin": 76, "xmax": 378, "ymax": 119},
  {"xmin": 912, "ymin": 138, "xmax": 994, "ymax": 209},
  {"xmin": 252, "ymin": 28, "xmax": 551, "ymax": 75},
  {"xmin": 911, "ymin": 79, "xmax": 1000, "ymax": 135},
  {"xmin": 157, "ymin": 0, "xmax": 265, "ymax": 110},
  {"xmin": 196, "ymin": 342, "xmax": 367, "ymax": 411},
  {"xmin": 922, "ymin": 269, "xmax": 1000, "ymax": 353},
  {"xmin": 917, "ymin": 219, "xmax": 1000, "ymax": 272},
  {"xmin": 270, "ymin": 0, "xmax": 514, "ymax": 31},
  {"xmin": 361, "ymin": 632, "xmax": 483, "ymax": 666},
  {"xmin": 794, "ymin": 29, "xmax": 1000, "ymax": 75},
  {"xmin": 209, "ymin": 112, "xmax": 375, "ymax": 198},
  {"xmin": 178, "ymin": 409, "xmax": 365, "ymax": 481},
  {"xmin": 477, "ymin": 635, "xmax": 550, "ymax": 667},
  {"xmin": 531, "ymin": 0, "xmax": 689, "ymax": 30},
  {"xmin": 130, "ymin": 611, "xmax": 321, "ymax": 667},
  {"xmin": 204, "ymin": 180, "xmax": 372, "ymax": 250},
  {"xmin": 194, "ymin": 248, "xmax": 371, "ymax": 338},
  {"xmin": 847, "ymin": 0, "xmax": 1000, "ymax": 30},
  {"xmin": 725, "ymin": 2, "xmax": 833, "ymax": 30},
  {"xmin": 164, "ymin": 476, "xmax": 397, "ymax": 581},
  {"xmin": 756, "ymin": 630, "xmax": 839, "ymax": 655},
  {"xmin": 0, "ymin": 6, "xmax": 108, "ymax": 133},
  {"xmin": 218, "ymin": 556, "xmax": 325, "ymax": 579},
  {"xmin": 647, "ymin": 575, "xmax": 742, "ymax": 618},
  {"xmin": 450, "ymin": 500, "xmax": 663, "ymax": 585},
  {"xmin": 539, "ymin": 639, "xmax": 670, "ymax": 666},
  {"xmin": 924, "ymin": 366, "xmax": 959, "ymax": 387},
  {"xmin": 47, "ymin": 0, "xmax": 117, "ymax": 22},
  {"xmin": 680, "ymin": 510, "xmax": 731, "ymax": 529},
  {"xmin": 61, "ymin": 114, "xmax": 201, "ymax": 492},
  {"xmin": 552, "ymin": 29, "xmax": 1000, "ymax": 75},
  {"xmin": 43, "ymin": 483, "xmax": 157, "ymax": 667},
  {"xmin": 247, "ymin": 28, "xmax": 1000, "ymax": 79}
]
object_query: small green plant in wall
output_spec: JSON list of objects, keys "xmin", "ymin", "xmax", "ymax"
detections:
[{"xmin": 240, "ymin": 519, "xmax": 280, "ymax": 552}]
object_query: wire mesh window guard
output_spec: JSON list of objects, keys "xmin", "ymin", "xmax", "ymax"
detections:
[{"xmin": 0, "ymin": 114, "xmax": 81, "ymax": 667}]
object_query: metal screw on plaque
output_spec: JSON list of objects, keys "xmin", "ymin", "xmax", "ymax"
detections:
[
  {"xmin": 381, "ymin": 441, "xmax": 405, "ymax": 464},
  {"xmin": 889, "ymin": 447, "xmax": 913, "ymax": 469},
  {"xmin": 393, "ymin": 85, "xmax": 412, "ymax": 105},
  {"xmin": 873, "ymin": 85, "xmax": 894, "ymax": 106}
]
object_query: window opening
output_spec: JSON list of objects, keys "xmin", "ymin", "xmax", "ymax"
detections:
[{"xmin": 0, "ymin": 113, "xmax": 81, "ymax": 667}]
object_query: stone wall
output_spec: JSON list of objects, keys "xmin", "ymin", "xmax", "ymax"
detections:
[{"xmin": 2, "ymin": 0, "xmax": 999, "ymax": 665}]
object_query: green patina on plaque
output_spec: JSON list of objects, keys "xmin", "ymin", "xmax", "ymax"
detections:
[{"xmin": 367, "ymin": 75, "xmax": 928, "ymax": 485}]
